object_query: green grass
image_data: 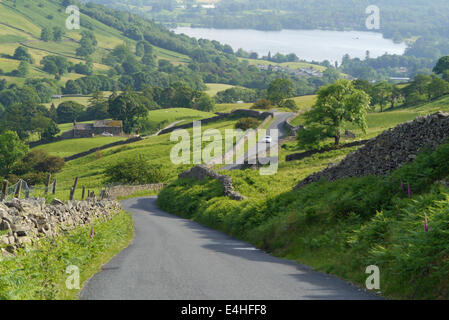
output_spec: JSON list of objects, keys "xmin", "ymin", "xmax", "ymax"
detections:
[
  {"xmin": 291, "ymin": 95, "xmax": 317, "ymax": 111},
  {"xmin": 159, "ymin": 140, "xmax": 449, "ymax": 299},
  {"xmin": 205, "ymin": 83, "xmax": 235, "ymax": 97},
  {"xmin": 214, "ymin": 102, "xmax": 253, "ymax": 113},
  {"xmin": 44, "ymin": 118, "xmax": 240, "ymax": 201},
  {"xmin": 155, "ymin": 92, "xmax": 449, "ymax": 299},
  {"xmin": 147, "ymin": 108, "xmax": 216, "ymax": 124},
  {"xmin": 0, "ymin": 210, "xmax": 134, "ymax": 300},
  {"xmin": 0, "ymin": 57, "xmax": 20, "ymax": 73},
  {"xmin": 35, "ymin": 136, "xmax": 127, "ymax": 158},
  {"xmin": 0, "ymin": 0, "xmax": 193, "ymax": 87},
  {"xmin": 0, "ymin": 34, "xmax": 28, "ymax": 44}
]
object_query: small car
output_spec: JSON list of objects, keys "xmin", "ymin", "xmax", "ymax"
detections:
[
  {"xmin": 262, "ymin": 136, "xmax": 272, "ymax": 143},
  {"xmin": 102, "ymin": 131, "xmax": 114, "ymax": 137}
]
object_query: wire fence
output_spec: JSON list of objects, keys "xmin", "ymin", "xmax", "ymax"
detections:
[
  {"xmin": 0, "ymin": 177, "xmax": 157, "ymax": 202},
  {"xmin": 0, "ymin": 179, "xmax": 57, "ymax": 202}
]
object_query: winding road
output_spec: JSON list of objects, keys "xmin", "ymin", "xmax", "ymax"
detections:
[
  {"xmin": 81, "ymin": 196, "xmax": 379, "ymax": 300},
  {"xmin": 221, "ymin": 112, "xmax": 293, "ymax": 171}
]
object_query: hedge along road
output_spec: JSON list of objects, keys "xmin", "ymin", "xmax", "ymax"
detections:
[{"xmin": 81, "ymin": 196, "xmax": 380, "ymax": 300}]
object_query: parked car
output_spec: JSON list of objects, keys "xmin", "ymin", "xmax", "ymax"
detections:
[{"xmin": 102, "ymin": 131, "xmax": 114, "ymax": 137}]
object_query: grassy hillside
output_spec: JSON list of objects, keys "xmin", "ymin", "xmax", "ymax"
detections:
[
  {"xmin": 205, "ymin": 83, "xmax": 235, "ymax": 97},
  {"xmin": 35, "ymin": 136, "xmax": 127, "ymax": 158},
  {"xmin": 0, "ymin": 0, "xmax": 190, "ymax": 86},
  {"xmin": 33, "ymin": 108, "xmax": 215, "ymax": 157}
]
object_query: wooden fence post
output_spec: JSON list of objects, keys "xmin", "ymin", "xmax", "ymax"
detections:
[
  {"xmin": 81, "ymin": 187, "xmax": 85, "ymax": 201},
  {"xmin": 44, "ymin": 174, "xmax": 51, "ymax": 195},
  {"xmin": 15, "ymin": 179, "xmax": 22, "ymax": 198},
  {"xmin": 1, "ymin": 180, "xmax": 8, "ymax": 201},
  {"xmin": 69, "ymin": 177, "xmax": 79, "ymax": 201},
  {"xmin": 52, "ymin": 179, "xmax": 57, "ymax": 195}
]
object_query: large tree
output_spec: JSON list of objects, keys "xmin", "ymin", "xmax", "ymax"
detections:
[
  {"xmin": 267, "ymin": 78, "xmax": 294, "ymax": 107},
  {"xmin": 0, "ymin": 131, "xmax": 28, "ymax": 176},
  {"xmin": 433, "ymin": 56, "xmax": 449, "ymax": 75},
  {"xmin": 108, "ymin": 89, "xmax": 148, "ymax": 133},
  {"xmin": 298, "ymin": 79, "xmax": 370, "ymax": 148},
  {"xmin": 371, "ymin": 81, "xmax": 393, "ymax": 112}
]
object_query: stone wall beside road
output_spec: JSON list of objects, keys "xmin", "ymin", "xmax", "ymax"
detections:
[{"xmin": 1, "ymin": 198, "xmax": 121, "ymax": 253}]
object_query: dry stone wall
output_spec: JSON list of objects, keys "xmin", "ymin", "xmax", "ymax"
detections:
[
  {"xmin": 0, "ymin": 198, "xmax": 121, "ymax": 253},
  {"xmin": 106, "ymin": 184, "xmax": 167, "ymax": 199},
  {"xmin": 179, "ymin": 165, "xmax": 245, "ymax": 201},
  {"xmin": 294, "ymin": 112, "xmax": 449, "ymax": 190}
]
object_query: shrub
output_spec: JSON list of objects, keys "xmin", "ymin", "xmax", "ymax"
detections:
[
  {"xmin": 282, "ymin": 99, "xmax": 298, "ymax": 111},
  {"xmin": 235, "ymin": 117, "xmax": 259, "ymax": 131},
  {"xmin": 251, "ymin": 99, "xmax": 272, "ymax": 110},
  {"xmin": 104, "ymin": 156, "xmax": 169, "ymax": 184},
  {"xmin": 12, "ymin": 149, "xmax": 65, "ymax": 180}
]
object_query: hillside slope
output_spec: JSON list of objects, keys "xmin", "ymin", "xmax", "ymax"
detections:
[{"xmin": 0, "ymin": 0, "xmax": 190, "ymax": 86}]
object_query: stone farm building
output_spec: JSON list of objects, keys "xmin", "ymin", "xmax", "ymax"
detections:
[{"xmin": 69, "ymin": 120, "xmax": 123, "ymax": 138}]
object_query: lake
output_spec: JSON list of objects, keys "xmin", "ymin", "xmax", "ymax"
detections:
[{"xmin": 172, "ymin": 27, "xmax": 407, "ymax": 63}]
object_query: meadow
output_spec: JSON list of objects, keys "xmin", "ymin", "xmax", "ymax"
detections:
[
  {"xmin": 35, "ymin": 136, "xmax": 127, "ymax": 158},
  {"xmin": 205, "ymin": 83, "xmax": 235, "ymax": 97}
]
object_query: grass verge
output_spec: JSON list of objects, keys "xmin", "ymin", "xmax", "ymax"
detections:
[{"xmin": 0, "ymin": 210, "xmax": 134, "ymax": 300}]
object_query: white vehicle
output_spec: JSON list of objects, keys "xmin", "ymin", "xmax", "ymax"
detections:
[
  {"xmin": 102, "ymin": 131, "xmax": 114, "ymax": 137},
  {"xmin": 262, "ymin": 136, "xmax": 272, "ymax": 143}
]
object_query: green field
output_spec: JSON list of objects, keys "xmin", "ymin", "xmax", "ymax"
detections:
[
  {"xmin": 34, "ymin": 108, "xmax": 216, "ymax": 158},
  {"xmin": 147, "ymin": 108, "xmax": 216, "ymax": 124},
  {"xmin": 35, "ymin": 136, "xmax": 127, "ymax": 158},
  {"xmin": 205, "ymin": 83, "xmax": 235, "ymax": 97},
  {"xmin": 48, "ymin": 118, "xmax": 240, "ymax": 200}
]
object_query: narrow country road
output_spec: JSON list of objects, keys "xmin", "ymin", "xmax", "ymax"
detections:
[
  {"xmin": 222, "ymin": 112, "xmax": 293, "ymax": 171},
  {"xmin": 81, "ymin": 196, "xmax": 379, "ymax": 300}
]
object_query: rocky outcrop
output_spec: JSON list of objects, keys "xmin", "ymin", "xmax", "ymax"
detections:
[
  {"xmin": 294, "ymin": 112, "xmax": 449, "ymax": 190},
  {"xmin": 179, "ymin": 165, "xmax": 245, "ymax": 201},
  {"xmin": 0, "ymin": 198, "xmax": 121, "ymax": 253}
]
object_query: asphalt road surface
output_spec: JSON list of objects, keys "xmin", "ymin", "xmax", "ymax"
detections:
[
  {"xmin": 222, "ymin": 112, "xmax": 293, "ymax": 171},
  {"xmin": 81, "ymin": 196, "xmax": 379, "ymax": 300}
]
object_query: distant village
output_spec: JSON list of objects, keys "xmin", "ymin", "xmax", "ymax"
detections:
[{"xmin": 255, "ymin": 64, "xmax": 324, "ymax": 78}]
